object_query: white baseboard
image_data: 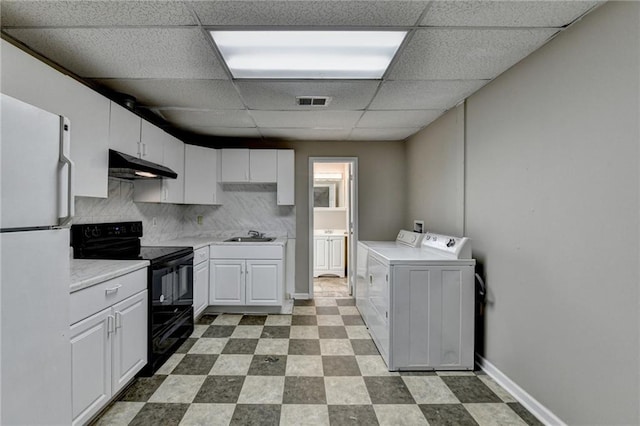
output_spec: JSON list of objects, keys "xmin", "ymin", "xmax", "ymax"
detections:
[
  {"xmin": 476, "ymin": 354, "xmax": 566, "ymax": 426},
  {"xmin": 293, "ymin": 293, "xmax": 310, "ymax": 299}
]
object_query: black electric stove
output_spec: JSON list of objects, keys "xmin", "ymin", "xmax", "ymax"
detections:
[{"xmin": 71, "ymin": 221, "xmax": 194, "ymax": 375}]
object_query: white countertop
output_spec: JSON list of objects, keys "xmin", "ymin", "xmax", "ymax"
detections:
[
  {"xmin": 148, "ymin": 236, "xmax": 288, "ymax": 249},
  {"xmin": 70, "ymin": 234, "xmax": 286, "ymax": 293},
  {"xmin": 314, "ymin": 229, "xmax": 347, "ymax": 236},
  {"xmin": 70, "ymin": 258, "xmax": 149, "ymax": 293}
]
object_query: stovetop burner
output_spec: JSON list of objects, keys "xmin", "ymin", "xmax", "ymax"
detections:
[{"xmin": 70, "ymin": 221, "xmax": 192, "ymax": 264}]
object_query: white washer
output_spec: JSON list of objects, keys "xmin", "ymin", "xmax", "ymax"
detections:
[{"xmin": 356, "ymin": 231, "xmax": 476, "ymax": 371}]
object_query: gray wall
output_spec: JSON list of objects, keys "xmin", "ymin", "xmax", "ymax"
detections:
[
  {"xmin": 275, "ymin": 140, "xmax": 407, "ymax": 294},
  {"xmin": 406, "ymin": 2, "xmax": 639, "ymax": 424},
  {"xmin": 405, "ymin": 105, "xmax": 465, "ymax": 236}
]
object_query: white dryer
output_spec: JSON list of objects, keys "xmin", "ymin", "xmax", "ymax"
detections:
[{"xmin": 356, "ymin": 231, "xmax": 476, "ymax": 371}]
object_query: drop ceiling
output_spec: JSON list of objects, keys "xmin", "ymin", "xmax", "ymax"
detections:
[{"xmin": 0, "ymin": 1, "xmax": 602, "ymax": 142}]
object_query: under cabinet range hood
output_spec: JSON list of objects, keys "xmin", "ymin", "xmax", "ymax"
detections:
[{"xmin": 108, "ymin": 149, "xmax": 177, "ymax": 179}]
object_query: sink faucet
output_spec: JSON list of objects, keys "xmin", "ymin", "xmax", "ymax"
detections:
[{"xmin": 248, "ymin": 230, "xmax": 265, "ymax": 238}]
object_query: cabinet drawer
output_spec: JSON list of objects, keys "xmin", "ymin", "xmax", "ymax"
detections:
[
  {"xmin": 194, "ymin": 246, "xmax": 209, "ymax": 265},
  {"xmin": 71, "ymin": 268, "xmax": 147, "ymax": 324},
  {"xmin": 210, "ymin": 244, "xmax": 283, "ymax": 259}
]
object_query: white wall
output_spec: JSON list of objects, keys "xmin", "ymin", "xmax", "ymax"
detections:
[
  {"xmin": 274, "ymin": 140, "xmax": 406, "ymax": 294},
  {"xmin": 407, "ymin": 2, "xmax": 639, "ymax": 424},
  {"xmin": 405, "ymin": 105, "xmax": 465, "ymax": 236}
]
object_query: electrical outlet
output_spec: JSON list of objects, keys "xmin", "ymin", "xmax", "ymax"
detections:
[
  {"xmin": 152, "ymin": 217, "xmax": 157, "ymax": 227},
  {"xmin": 197, "ymin": 215, "xmax": 203, "ymax": 225}
]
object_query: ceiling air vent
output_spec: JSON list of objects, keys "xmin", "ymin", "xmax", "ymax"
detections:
[{"xmin": 296, "ymin": 96, "xmax": 332, "ymax": 107}]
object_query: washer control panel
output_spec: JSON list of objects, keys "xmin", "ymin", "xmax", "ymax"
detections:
[{"xmin": 422, "ymin": 232, "xmax": 472, "ymax": 259}]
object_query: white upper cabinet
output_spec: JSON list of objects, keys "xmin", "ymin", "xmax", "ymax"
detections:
[
  {"xmin": 133, "ymin": 131, "xmax": 184, "ymax": 204},
  {"xmin": 221, "ymin": 149, "xmax": 278, "ymax": 183},
  {"xmin": 184, "ymin": 145, "xmax": 223, "ymax": 205},
  {"xmin": 108, "ymin": 102, "xmax": 141, "ymax": 158},
  {"xmin": 1, "ymin": 40, "xmax": 110, "ymax": 198},
  {"xmin": 249, "ymin": 150, "xmax": 277, "ymax": 183},
  {"xmin": 163, "ymin": 135, "xmax": 185, "ymax": 204},
  {"xmin": 221, "ymin": 149, "xmax": 250, "ymax": 182},
  {"xmin": 277, "ymin": 150, "xmax": 295, "ymax": 205},
  {"xmin": 139, "ymin": 120, "xmax": 165, "ymax": 165}
]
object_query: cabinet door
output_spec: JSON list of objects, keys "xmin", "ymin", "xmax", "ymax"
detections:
[
  {"xmin": 221, "ymin": 149, "xmax": 249, "ymax": 182},
  {"xmin": 111, "ymin": 290, "xmax": 148, "ymax": 395},
  {"xmin": 194, "ymin": 261, "xmax": 209, "ymax": 317},
  {"xmin": 109, "ymin": 102, "xmax": 141, "ymax": 157},
  {"xmin": 210, "ymin": 260, "xmax": 245, "ymax": 305},
  {"xmin": 249, "ymin": 150, "xmax": 277, "ymax": 182},
  {"xmin": 329, "ymin": 236, "xmax": 345, "ymax": 276},
  {"xmin": 184, "ymin": 145, "xmax": 222, "ymax": 205},
  {"xmin": 70, "ymin": 308, "xmax": 111, "ymax": 426},
  {"xmin": 162, "ymin": 135, "xmax": 185, "ymax": 204},
  {"xmin": 246, "ymin": 260, "xmax": 281, "ymax": 306},
  {"xmin": 1, "ymin": 40, "xmax": 110, "ymax": 198},
  {"xmin": 277, "ymin": 150, "xmax": 295, "ymax": 205},
  {"xmin": 140, "ymin": 120, "xmax": 165, "ymax": 164},
  {"xmin": 314, "ymin": 237, "xmax": 329, "ymax": 276}
]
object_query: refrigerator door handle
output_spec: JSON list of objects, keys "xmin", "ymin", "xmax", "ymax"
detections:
[{"xmin": 58, "ymin": 117, "xmax": 74, "ymax": 227}]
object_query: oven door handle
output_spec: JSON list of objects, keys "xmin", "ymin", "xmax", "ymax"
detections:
[{"xmin": 156, "ymin": 253, "xmax": 194, "ymax": 269}]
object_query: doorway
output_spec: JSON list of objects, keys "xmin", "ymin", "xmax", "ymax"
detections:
[{"xmin": 308, "ymin": 158, "xmax": 358, "ymax": 299}]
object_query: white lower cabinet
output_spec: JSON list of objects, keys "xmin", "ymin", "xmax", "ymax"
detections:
[
  {"xmin": 70, "ymin": 269, "xmax": 148, "ymax": 426},
  {"xmin": 210, "ymin": 259, "xmax": 281, "ymax": 306},
  {"xmin": 209, "ymin": 244, "xmax": 285, "ymax": 307},
  {"xmin": 193, "ymin": 246, "xmax": 210, "ymax": 317}
]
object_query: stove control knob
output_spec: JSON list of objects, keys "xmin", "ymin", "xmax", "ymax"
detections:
[
  {"xmin": 83, "ymin": 227, "xmax": 92, "ymax": 239},
  {"xmin": 91, "ymin": 227, "xmax": 101, "ymax": 238}
]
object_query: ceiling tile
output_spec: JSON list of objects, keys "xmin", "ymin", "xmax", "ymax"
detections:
[
  {"xmin": 370, "ymin": 80, "xmax": 488, "ymax": 110},
  {"xmin": 250, "ymin": 110, "xmax": 363, "ymax": 129},
  {"xmin": 260, "ymin": 128, "xmax": 352, "ymax": 141},
  {"xmin": 389, "ymin": 28, "xmax": 558, "ymax": 80},
  {"xmin": 357, "ymin": 110, "xmax": 444, "ymax": 128},
  {"xmin": 350, "ymin": 128, "xmax": 421, "ymax": 141},
  {"xmin": 183, "ymin": 127, "xmax": 262, "ymax": 138},
  {"xmin": 236, "ymin": 81, "xmax": 379, "ymax": 110},
  {"xmin": 1, "ymin": 1, "xmax": 196, "ymax": 27},
  {"xmin": 422, "ymin": 1, "xmax": 601, "ymax": 28},
  {"xmin": 5, "ymin": 28, "xmax": 227, "ymax": 79},
  {"xmin": 159, "ymin": 109, "xmax": 256, "ymax": 128},
  {"xmin": 94, "ymin": 79, "xmax": 242, "ymax": 109},
  {"xmin": 189, "ymin": 1, "xmax": 429, "ymax": 26}
]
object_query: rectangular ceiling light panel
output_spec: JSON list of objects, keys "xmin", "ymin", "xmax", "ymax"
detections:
[{"xmin": 210, "ymin": 30, "xmax": 407, "ymax": 79}]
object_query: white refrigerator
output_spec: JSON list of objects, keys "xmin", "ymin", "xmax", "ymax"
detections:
[{"xmin": 1, "ymin": 94, "xmax": 74, "ymax": 425}]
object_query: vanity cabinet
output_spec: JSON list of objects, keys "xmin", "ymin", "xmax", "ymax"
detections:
[
  {"xmin": 184, "ymin": 145, "xmax": 223, "ymax": 205},
  {"xmin": 69, "ymin": 268, "xmax": 147, "ymax": 426},
  {"xmin": 209, "ymin": 244, "xmax": 284, "ymax": 306},
  {"xmin": 314, "ymin": 235, "xmax": 346, "ymax": 278}
]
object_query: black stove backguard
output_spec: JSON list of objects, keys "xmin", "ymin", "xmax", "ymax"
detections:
[{"xmin": 70, "ymin": 221, "xmax": 194, "ymax": 376}]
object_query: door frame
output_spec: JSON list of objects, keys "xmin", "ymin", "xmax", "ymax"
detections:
[{"xmin": 308, "ymin": 157, "xmax": 358, "ymax": 299}]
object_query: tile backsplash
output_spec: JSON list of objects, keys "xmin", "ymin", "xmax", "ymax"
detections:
[{"xmin": 74, "ymin": 179, "xmax": 296, "ymax": 244}]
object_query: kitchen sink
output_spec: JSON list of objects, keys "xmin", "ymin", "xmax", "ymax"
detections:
[{"xmin": 224, "ymin": 237, "xmax": 275, "ymax": 242}]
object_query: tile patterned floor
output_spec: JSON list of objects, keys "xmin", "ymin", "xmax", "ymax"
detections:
[
  {"xmin": 93, "ymin": 297, "xmax": 542, "ymax": 426},
  {"xmin": 313, "ymin": 277, "xmax": 350, "ymax": 297}
]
